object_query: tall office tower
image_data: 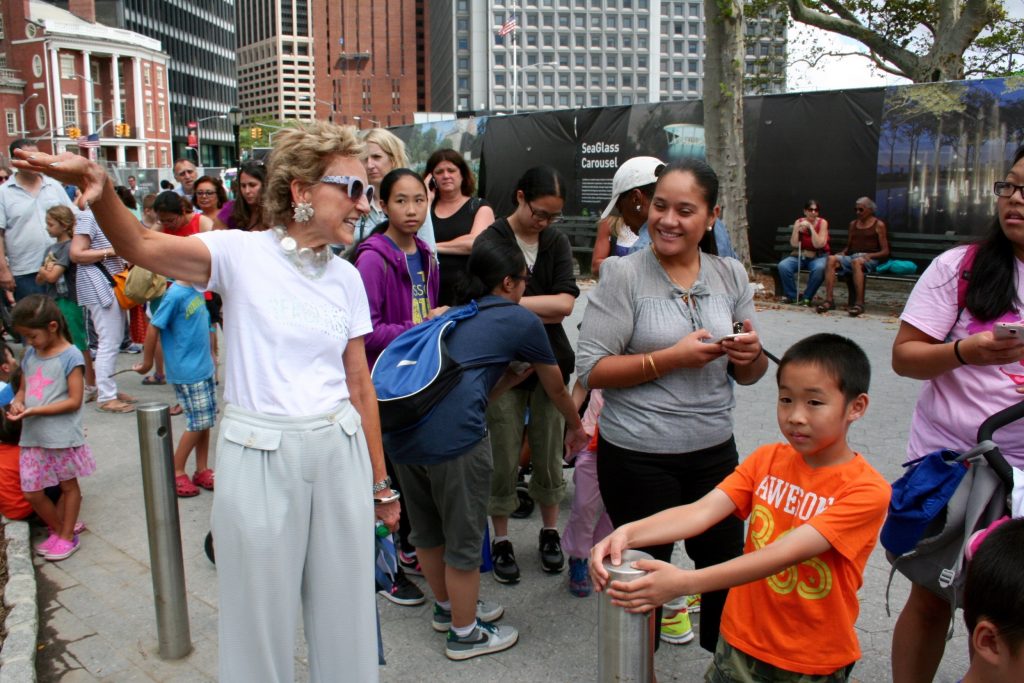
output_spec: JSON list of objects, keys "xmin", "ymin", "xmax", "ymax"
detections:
[
  {"xmin": 311, "ymin": 0, "xmax": 424, "ymax": 128},
  {"xmin": 236, "ymin": 0, "xmax": 315, "ymax": 122},
  {"xmin": 54, "ymin": 0, "xmax": 238, "ymax": 166},
  {"xmin": 436, "ymin": 0, "xmax": 787, "ymax": 115}
]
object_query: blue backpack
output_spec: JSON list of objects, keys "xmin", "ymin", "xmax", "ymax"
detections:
[{"xmin": 371, "ymin": 298, "xmax": 514, "ymax": 432}]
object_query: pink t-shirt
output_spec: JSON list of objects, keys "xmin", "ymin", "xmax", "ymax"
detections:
[{"xmin": 900, "ymin": 245, "xmax": 1024, "ymax": 466}]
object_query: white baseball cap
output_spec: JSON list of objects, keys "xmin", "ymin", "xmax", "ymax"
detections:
[{"xmin": 600, "ymin": 156, "xmax": 666, "ymax": 220}]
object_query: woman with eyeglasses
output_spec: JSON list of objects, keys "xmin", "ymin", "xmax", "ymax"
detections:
[
  {"xmin": 0, "ymin": 169, "xmax": 10, "ymax": 184},
  {"xmin": 890, "ymin": 145, "xmax": 1024, "ymax": 683},
  {"xmin": 475, "ymin": 166, "xmax": 580, "ymax": 584},
  {"xmin": 191, "ymin": 175, "xmax": 228, "ymax": 230},
  {"xmin": 776, "ymin": 199, "xmax": 830, "ymax": 305},
  {"xmin": 14, "ymin": 121, "xmax": 399, "ymax": 682},
  {"xmin": 426, "ymin": 149, "xmax": 495, "ymax": 305},
  {"xmin": 817, "ymin": 197, "xmax": 889, "ymax": 316},
  {"xmin": 577, "ymin": 158, "xmax": 767, "ymax": 654}
]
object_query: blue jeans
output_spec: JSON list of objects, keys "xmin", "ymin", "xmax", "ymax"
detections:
[
  {"xmin": 13, "ymin": 272, "xmax": 45, "ymax": 302},
  {"xmin": 777, "ymin": 255, "xmax": 827, "ymax": 301}
]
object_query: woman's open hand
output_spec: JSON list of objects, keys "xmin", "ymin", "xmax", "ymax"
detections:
[{"xmin": 12, "ymin": 150, "xmax": 106, "ymax": 210}]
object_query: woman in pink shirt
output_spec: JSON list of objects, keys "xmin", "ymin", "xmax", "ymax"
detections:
[{"xmin": 890, "ymin": 144, "xmax": 1024, "ymax": 683}]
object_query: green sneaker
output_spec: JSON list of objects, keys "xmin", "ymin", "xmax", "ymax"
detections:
[
  {"xmin": 445, "ymin": 620, "xmax": 519, "ymax": 661},
  {"xmin": 660, "ymin": 609, "xmax": 695, "ymax": 645},
  {"xmin": 432, "ymin": 600, "xmax": 505, "ymax": 632}
]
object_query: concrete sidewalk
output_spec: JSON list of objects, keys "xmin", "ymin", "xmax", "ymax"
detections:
[{"xmin": 33, "ymin": 301, "xmax": 971, "ymax": 682}]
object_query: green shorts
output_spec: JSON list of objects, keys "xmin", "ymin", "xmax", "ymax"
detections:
[
  {"xmin": 56, "ymin": 298, "xmax": 88, "ymax": 352},
  {"xmin": 705, "ymin": 638, "xmax": 855, "ymax": 683}
]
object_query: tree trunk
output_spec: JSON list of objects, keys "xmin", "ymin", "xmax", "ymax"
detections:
[{"xmin": 704, "ymin": 0, "xmax": 751, "ymax": 268}]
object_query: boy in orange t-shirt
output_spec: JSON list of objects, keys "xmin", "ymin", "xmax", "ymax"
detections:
[{"xmin": 591, "ymin": 333, "xmax": 890, "ymax": 681}]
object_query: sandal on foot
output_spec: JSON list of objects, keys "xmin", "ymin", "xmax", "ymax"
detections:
[
  {"xmin": 84, "ymin": 386, "xmax": 97, "ymax": 403},
  {"xmin": 97, "ymin": 400, "xmax": 135, "ymax": 414},
  {"xmin": 169, "ymin": 403, "xmax": 183, "ymax": 416},
  {"xmin": 117, "ymin": 392, "xmax": 138, "ymax": 404},
  {"xmin": 848, "ymin": 304, "xmax": 864, "ymax": 317},
  {"xmin": 175, "ymin": 474, "xmax": 200, "ymax": 497},
  {"xmin": 815, "ymin": 300, "xmax": 835, "ymax": 314},
  {"xmin": 192, "ymin": 469, "xmax": 215, "ymax": 491},
  {"xmin": 141, "ymin": 374, "xmax": 166, "ymax": 386}
]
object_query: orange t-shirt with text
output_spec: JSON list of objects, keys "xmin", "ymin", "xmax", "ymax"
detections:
[
  {"xmin": 716, "ymin": 443, "xmax": 890, "ymax": 675},
  {"xmin": 0, "ymin": 443, "xmax": 32, "ymax": 520}
]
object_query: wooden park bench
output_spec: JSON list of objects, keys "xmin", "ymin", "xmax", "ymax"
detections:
[
  {"xmin": 556, "ymin": 217, "xmax": 600, "ymax": 276},
  {"xmin": 753, "ymin": 226, "xmax": 969, "ymax": 306}
]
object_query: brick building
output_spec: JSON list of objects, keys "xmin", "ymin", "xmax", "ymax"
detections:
[{"xmin": 0, "ymin": 0, "xmax": 171, "ymax": 168}]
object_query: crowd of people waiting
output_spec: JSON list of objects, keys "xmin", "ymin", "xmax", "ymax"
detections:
[{"xmin": 1, "ymin": 127, "xmax": 1023, "ymax": 683}]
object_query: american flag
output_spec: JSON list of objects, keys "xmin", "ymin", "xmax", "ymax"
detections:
[
  {"xmin": 77, "ymin": 133, "xmax": 100, "ymax": 149},
  {"xmin": 498, "ymin": 15, "xmax": 517, "ymax": 36}
]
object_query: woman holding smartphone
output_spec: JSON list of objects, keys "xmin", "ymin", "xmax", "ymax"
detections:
[{"xmin": 890, "ymin": 145, "xmax": 1024, "ymax": 683}]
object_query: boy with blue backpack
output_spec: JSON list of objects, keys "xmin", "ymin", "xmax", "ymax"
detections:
[{"xmin": 591, "ymin": 334, "xmax": 890, "ymax": 681}]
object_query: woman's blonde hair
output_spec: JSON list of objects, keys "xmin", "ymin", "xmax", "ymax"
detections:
[
  {"xmin": 263, "ymin": 122, "xmax": 365, "ymax": 226},
  {"xmin": 45, "ymin": 206, "xmax": 75, "ymax": 238},
  {"xmin": 362, "ymin": 128, "xmax": 408, "ymax": 169}
]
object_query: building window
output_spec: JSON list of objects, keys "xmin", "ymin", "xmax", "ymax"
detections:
[
  {"xmin": 62, "ymin": 97, "xmax": 78, "ymax": 126},
  {"xmin": 0, "ymin": 14, "xmax": 4, "ymax": 39},
  {"xmin": 35, "ymin": 105, "xmax": 46, "ymax": 130},
  {"xmin": 160, "ymin": 148, "xmax": 169, "ymax": 168},
  {"xmin": 145, "ymin": 101, "xmax": 153, "ymax": 131},
  {"xmin": 91, "ymin": 62, "xmax": 101, "ymax": 84},
  {"xmin": 92, "ymin": 99, "xmax": 103, "ymax": 130},
  {"xmin": 60, "ymin": 54, "xmax": 76, "ymax": 79},
  {"xmin": 5, "ymin": 110, "xmax": 16, "ymax": 136},
  {"xmin": 156, "ymin": 67, "xmax": 163, "ymax": 88},
  {"xmin": 158, "ymin": 105, "xmax": 166, "ymax": 132}
]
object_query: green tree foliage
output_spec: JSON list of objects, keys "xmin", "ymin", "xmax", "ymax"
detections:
[{"xmin": 780, "ymin": 0, "xmax": 1023, "ymax": 82}]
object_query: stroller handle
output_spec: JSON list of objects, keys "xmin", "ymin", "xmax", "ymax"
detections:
[{"xmin": 975, "ymin": 399, "xmax": 1024, "ymax": 488}]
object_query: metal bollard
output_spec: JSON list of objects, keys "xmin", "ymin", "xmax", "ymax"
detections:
[
  {"xmin": 136, "ymin": 402, "xmax": 192, "ymax": 659},
  {"xmin": 598, "ymin": 549, "xmax": 655, "ymax": 683}
]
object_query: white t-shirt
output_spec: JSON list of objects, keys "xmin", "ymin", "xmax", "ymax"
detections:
[
  {"xmin": 900, "ymin": 245, "xmax": 1024, "ymax": 466},
  {"xmin": 195, "ymin": 229, "xmax": 373, "ymax": 416}
]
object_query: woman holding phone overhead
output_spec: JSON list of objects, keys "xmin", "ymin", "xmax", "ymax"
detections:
[
  {"xmin": 575, "ymin": 158, "xmax": 768, "ymax": 653},
  {"xmin": 426, "ymin": 149, "xmax": 495, "ymax": 305},
  {"xmin": 15, "ymin": 122, "xmax": 399, "ymax": 682}
]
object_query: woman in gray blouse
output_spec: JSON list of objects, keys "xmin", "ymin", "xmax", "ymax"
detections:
[{"xmin": 576, "ymin": 158, "xmax": 768, "ymax": 653}]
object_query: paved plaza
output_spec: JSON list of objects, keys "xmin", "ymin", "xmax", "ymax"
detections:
[{"xmin": 29, "ymin": 292, "xmax": 972, "ymax": 682}]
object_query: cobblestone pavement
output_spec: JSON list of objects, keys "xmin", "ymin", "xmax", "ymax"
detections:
[{"xmin": 32, "ymin": 287, "xmax": 972, "ymax": 682}]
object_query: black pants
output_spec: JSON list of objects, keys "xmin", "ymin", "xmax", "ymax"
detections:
[{"xmin": 597, "ymin": 434, "xmax": 744, "ymax": 653}]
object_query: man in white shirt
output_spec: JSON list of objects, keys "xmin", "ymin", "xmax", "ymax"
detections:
[
  {"xmin": 172, "ymin": 158, "xmax": 198, "ymax": 197},
  {"xmin": 0, "ymin": 139, "xmax": 74, "ymax": 300}
]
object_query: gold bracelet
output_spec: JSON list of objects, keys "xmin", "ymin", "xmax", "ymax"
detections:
[
  {"xmin": 647, "ymin": 353, "xmax": 660, "ymax": 378},
  {"xmin": 640, "ymin": 353, "xmax": 648, "ymax": 381}
]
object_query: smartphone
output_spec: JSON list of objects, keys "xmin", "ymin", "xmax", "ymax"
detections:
[
  {"xmin": 428, "ymin": 178, "xmax": 437, "ymax": 192},
  {"xmin": 704, "ymin": 332, "xmax": 751, "ymax": 345},
  {"xmin": 993, "ymin": 322, "xmax": 1024, "ymax": 341}
]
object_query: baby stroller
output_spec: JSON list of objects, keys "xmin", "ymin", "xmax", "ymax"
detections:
[{"xmin": 883, "ymin": 399, "xmax": 1021, "ymax": 637}]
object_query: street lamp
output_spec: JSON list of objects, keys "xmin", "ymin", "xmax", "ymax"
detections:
[
  {"xmin": 227, "ymin": 107, "xmax": 245, "ymax": 168},
  {"xmin": 190, "ymin": 114, "xmax": 227, "ymax": 166},
  {"xmin": 299, "ymin": 95, "xmax": 337, "ymax": 123},
  {"xmin": 19, "ymin": 93, "xmax": 39, "ymax": 136},
  {"xmin": 352, "ymin": 116, "xmax": 381, "ymax": 127}
]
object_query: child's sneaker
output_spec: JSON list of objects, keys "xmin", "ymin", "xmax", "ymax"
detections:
[
  {"xmin": 432, "ymin": 600, "xmax": 505, "ymax": 632},
  {"xmin": 567, "ymin": 557, "xmax": 591, "ymax": 597},
  {"xmin": 685, "ymin": 594, "xmax": 701, "ymax": 614},
  {"xmin": 445, "ymin": 619, "xmax": 519, "ymax": 661},
  {"xmin": 376, "ymin": 571, "xmax": 425, "ymax": 606},
  {"xmin": 44, "ymin": 535, "xmax": 80, "ymax": 562},
  {"xmin": 35, "ymin": 533, "xmax": 60, "ymax": 556},
  {"xmin": 660, "ymin": 609, "xmax": 695, "ymax": 645},
  {"xmin": 398, "ymin": 549, "xmax": 423, "ymax": 576}
]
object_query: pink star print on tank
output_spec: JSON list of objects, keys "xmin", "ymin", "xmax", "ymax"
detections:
[{"xmin": 27, "ymin": 366, "xmax": 54, "ymax": 401}]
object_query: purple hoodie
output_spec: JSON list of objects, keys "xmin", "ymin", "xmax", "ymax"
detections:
[{"xmin": 354, "ymin": 232, "xmax": 440, "ymax": 369}]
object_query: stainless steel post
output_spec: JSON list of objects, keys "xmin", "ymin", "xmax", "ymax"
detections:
[
  {"xmin": 598, "ymin": 549, "xmax": 655, "ymax": 683},
  {"xmin": 136, "ymin": 402, "xmax": 192, "ymax": 659}
]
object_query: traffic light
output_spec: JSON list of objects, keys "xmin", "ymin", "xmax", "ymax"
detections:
[
  {"xmin": 115, "ymin": 122, "xmax": 131, "ymax": 137},
  {"xmin": 250, "ymin": 126, "xmax": 264, "ymax": 140},
  {"xmin": 66, "ymin": 126, "xmax": 81, "ymax": 139}
]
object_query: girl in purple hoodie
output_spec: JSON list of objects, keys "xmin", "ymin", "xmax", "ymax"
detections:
[
  {"xmin": 355, "ymin": 168, "xmax": 445, "ymax": 604},
  {"xmin": 355, "ymin": 169, "xmax": 445, "ymax": 370}
]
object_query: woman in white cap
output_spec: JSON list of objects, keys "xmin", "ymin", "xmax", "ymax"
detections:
[{"xmin": 590, "ymin": 156, "xmax": 665, "ymax": 276}]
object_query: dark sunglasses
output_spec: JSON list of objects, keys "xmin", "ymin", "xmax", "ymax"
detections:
[{"xmin": 320, "ymin": 175, "xmax": 374, "ymax": 204}]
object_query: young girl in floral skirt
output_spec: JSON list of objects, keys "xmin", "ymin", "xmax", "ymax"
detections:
[{"xmin": 8, "ymin": 295, "xmax": 95, "ymax": 561}]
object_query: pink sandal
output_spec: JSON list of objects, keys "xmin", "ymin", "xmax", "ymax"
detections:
[
  {"xmin": 175, "ymin": 473, "xmax": 200, "ymax": 497},
  {"xmin": 192, "ymin": 469, "xmax": 215, "ymax": 491}
]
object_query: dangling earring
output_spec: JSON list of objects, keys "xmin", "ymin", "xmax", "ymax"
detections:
[
  {"xmin": 635, "ymin": 204, "xmax": 642, "ymax": 212},
  {"xmin": 292, "ymin": 201, "xmax": 314, "ymax": 223},
  {"xmin": 707, "ymin": 224, "xmax": 714, "ymax": 232}
]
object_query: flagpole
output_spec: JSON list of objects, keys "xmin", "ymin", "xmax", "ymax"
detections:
[{"xmin": 512, "ymin": 3, "xmax": 518, "ymax": 115}]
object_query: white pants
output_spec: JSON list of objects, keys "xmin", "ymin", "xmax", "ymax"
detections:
[
  {"xmin": 85, "ymin": 301, "xmax": 125, "ymax": 403},
  {"xmin": 212, "ymin": 402, "xmax": 377, "ymax": 683}
]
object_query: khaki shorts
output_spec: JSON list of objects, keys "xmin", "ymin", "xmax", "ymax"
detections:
[{"xmin": 705, "ymin": 638, "xmax": 854, "ymax": 683}]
